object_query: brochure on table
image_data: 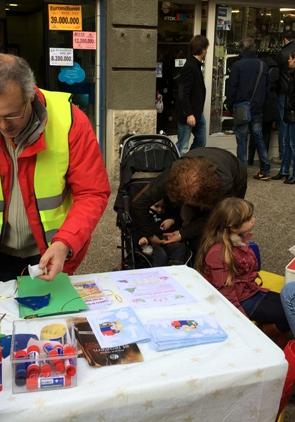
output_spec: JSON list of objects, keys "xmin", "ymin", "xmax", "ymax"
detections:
[{"xmin": 110, "ymin": 268, "xmax": 196, "ymax": 308}]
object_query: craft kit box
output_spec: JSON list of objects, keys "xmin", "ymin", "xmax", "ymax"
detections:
[{"xmin": 10, "ymin": 318, "xmax": 77, "ymax": 393}]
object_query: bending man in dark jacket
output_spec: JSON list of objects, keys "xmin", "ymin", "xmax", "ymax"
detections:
[
  {"xmin": 131, "ymin": 147, "xmax": 247, "ymax": 254},
  {"xmin": 175, "ymin": 35, "xmax": 208, "ymax": 155},
  {"xmin": 226, "ymin": 37, "xmax": 270, "ymax": 180}
]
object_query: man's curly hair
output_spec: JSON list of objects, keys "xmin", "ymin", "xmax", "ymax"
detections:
[{"xmin": 166, "ymin": 157, "xmax": 221, "ymax": 209}]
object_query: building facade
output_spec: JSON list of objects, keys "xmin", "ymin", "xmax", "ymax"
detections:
[{"xmin": 1, "ymin": 1, "xmax": 295, "ymax": 177}]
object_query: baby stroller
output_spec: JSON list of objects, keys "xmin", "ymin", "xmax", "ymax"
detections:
[{"xmin": 114, "ymin": 133, "xmax": 190, "ymax": 270}]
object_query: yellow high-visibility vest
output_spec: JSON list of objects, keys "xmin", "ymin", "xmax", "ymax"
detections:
[{"xmin": 0, "ymin": 89, "xmax": 72, "ymax": 245}]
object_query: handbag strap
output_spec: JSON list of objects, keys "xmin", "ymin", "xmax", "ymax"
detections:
[{"xmin": 250, "ymin": 60, "xmax": 264, "ymax": 104}]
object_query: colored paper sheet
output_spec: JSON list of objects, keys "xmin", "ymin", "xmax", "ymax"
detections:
[
  {"xmin": 111, "ymin": 269, "xmax": 196, "ymax": 308},
  {"xmin": 48, "ymin": 4, "xmax": 82, "ymax": 31},
  {"xmin": 145, "ymin": 314, "xmax": 228, "ymax": 351},
  {"xmin": 73, "ymin": 31, "xmax": 96, "ymax": 50},
  {"xmin": 87, "ymin": 307, "xmax": 150, "ymax": 348},
  {"xmin": 72, "ymin": 279, "xmax": 112, "ymax": 310},
  {"xmin": 17, "ymin": 272, "xmax": 87, "ymax": 318}
]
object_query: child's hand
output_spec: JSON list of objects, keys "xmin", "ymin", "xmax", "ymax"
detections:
[
  {"xmin": 160, "ymin": 218, "xmax": 175, "ymax": 230},
  {"xmin": 138, "ymin": 237, "xmax": 149, "ymax": 246}
]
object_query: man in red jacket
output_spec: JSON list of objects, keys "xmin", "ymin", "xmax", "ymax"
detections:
[{"xmin": 0, "ymin": 54, "xmax": 110, "ymax": 281}]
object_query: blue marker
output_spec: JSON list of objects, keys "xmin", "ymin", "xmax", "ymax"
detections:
[{"xmin": 14, "ymin": 350, "xmax": 28, "ymax": 387}]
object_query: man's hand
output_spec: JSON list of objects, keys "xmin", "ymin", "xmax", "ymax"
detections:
[
  {"xmin": 163, "ymin": 231, "xmax": 182, "ymax": 244},
  {"xmin": 187, "ymin": 115, "xmax": 196, "ymax": 127},
  {"xmin": 160, "ymin": 218, "xmax": 175, "ymax": 231},
  {"xmin": 148, "ymin": 235, "xmax": 165, "ymax": 246},
  {"xmin": 38, "ymin": 241, "xmax": 70, "ymax": 281}
]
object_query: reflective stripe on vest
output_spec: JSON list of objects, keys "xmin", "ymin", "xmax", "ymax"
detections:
[
  {"xmin": 36, "ymin": 89, "xmax": 72, "ymax": 244},
  {"xmin": 0, "ymin": 89, "xmax": 72, "ymax": 245}
]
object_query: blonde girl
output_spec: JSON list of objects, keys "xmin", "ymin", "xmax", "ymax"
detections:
[{"xmin": 196, "ymin": 197, "xmax": 289, "ymax": 334}]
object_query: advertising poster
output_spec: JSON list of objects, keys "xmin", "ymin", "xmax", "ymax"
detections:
[
  {"xmin": 73, "ymin": 31, "xmax": 96, "ymax": 50},
  {"xmin": 216, "ymin": 6, "xmax": 232, "ymax": 31},
  {"xmin": 48, "ymin": 4, "xmax": 82, "ymax": 31},
  {"xmin": 49, "ymin": 47, "xmax": 73, "ymax": 66}
]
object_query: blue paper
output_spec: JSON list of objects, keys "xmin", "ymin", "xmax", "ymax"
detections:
[
  {"xmin": 15, "ymin": 294, "xmax": 51, "ymax": 310},
  {"xmin": 145, "ymin": 315, "xmax": 228, "ymax": 351},
  {"xmin": 0, "ymin": 334, "xmax": 38, "ymax": 358},
  {"xmin": 87, "ymin": 307, "xmax": 150, "ymax": 348}
]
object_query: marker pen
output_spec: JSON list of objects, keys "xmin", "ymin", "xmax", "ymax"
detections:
[
  {"xmin": 14, "ymin": 350, "xmax": 28, "ymax": 387},
  {"xmin": 48, "ymin": 349, "xmax": 65, "ymax": 374},
  {"xmin": 63, "ymin": 344, "xmax": 77, "ymax": 377},
  {"xmin": 26, "ymin": 345, "xmax": 40, "ymax": 377}
]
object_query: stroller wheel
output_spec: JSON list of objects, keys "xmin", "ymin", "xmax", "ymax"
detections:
[{"xmin": 123, "ymin": 251, "xmax": 153, "ymax": 270}]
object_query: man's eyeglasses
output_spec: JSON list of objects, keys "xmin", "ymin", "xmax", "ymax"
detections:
[{"xmin": 0, "ymin": 101, "xmax": 29, "ymax": 121}]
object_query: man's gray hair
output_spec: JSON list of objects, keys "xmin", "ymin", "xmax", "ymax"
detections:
[
  {"xmin": 0, "ymin": 54, "xmax": 36, "ymax": 101},
  {"xmin": 240, "ymin": 37, "xmax": 256, "ymax": 52}
]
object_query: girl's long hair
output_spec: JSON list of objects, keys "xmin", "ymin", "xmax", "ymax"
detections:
[{"xmin": 195, "ymin": 197, "xmax": 254, "ymax": 285}]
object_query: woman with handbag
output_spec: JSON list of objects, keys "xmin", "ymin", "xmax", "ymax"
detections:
[{"xmin": 272, "ymin": 50, "xmax": 295, "ymax": 184}]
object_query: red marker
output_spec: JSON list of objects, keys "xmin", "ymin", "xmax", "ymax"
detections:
[
  {"xmin": 40, "ymin": 362, "xmax": 52, "ymax": 377},
  {"xmin": 63, "ymin": 344, "xmax": 77, "ymax": 377},
  {"xmin": 26, "ymin": 345, "xmax": 40, "ymax": 377},
  {"xmin": 48, "ymin": 349, "xmax": 65, "ymax": 374}
]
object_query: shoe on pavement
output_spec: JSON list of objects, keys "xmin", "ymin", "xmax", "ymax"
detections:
[
  {"xmin": 253, "ymin": 172, "xmax": 271, "ymax": 181},
  {"xmin": 284, "ymin": 177, "xmax": 295, "ymax": 185},
  {"xmin": 271, "ymin": 173, "xmax": 289, "ymax": 181}
]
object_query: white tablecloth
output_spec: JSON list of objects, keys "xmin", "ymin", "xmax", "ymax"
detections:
[{"xmin": 0, "ymin": 266, "xmax": 287, "ymax": 422}]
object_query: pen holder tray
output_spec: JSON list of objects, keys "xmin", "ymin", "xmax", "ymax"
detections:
[{"xmin": 10, "ymin": 318, "xmax": 77, "ymax": 393}]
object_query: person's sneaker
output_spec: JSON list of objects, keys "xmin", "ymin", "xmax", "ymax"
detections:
[
  {"xmin": 284, "ymin": 177, "xmax": 295, "ymax": 185},
  {"xmin": 253, "ymin": 172, "xmax": 271, "ymax": 181},
  {"xmin": 271, "ymin": 173, "xmax": 289, "ymax": 181},
  {"xmin": 271, "ymin": 156, "xmax": 282, "ymax": 165}
]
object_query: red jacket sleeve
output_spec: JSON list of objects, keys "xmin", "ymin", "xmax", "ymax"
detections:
[
  {"xmin": 205, "ymin": 245, "xmax": 246, "ymax": 314},
  {"xmin": 52, "ymin": 105, "xmax": 110, "ymax": 259}
]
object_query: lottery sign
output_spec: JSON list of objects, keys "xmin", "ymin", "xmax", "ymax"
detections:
[
  {"xmin": 48, "ymin": 4, "xmax": 82, "ymax": 31},
  {"xmin": 73, "ymin": 31, "xmax": 96, "ymax": 50},
  {"xmin": 49, "ymin": 48, "xmax": 74, "ymax": 66}
]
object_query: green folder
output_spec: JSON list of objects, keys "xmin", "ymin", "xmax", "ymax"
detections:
[{"xmin": 17, "ymin": 272, "xmax": 87, "ymax": 318}]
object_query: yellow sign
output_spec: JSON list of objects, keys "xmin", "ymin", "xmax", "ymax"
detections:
[{"xmin": 48, "ymin": 4, "xmax": 82, "ymax": 31}]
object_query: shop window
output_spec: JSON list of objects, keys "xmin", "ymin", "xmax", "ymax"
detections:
[
  {"xmin": 44, "ymin": 0, "xmax": 96, "ymax": 128},
  {"xmin": 157, "ymin": 1, "xmax": 195, "ymax": 134},
  {"xmin": 210, "ymin": 5, "xmax": 295, "ymax": 135}
]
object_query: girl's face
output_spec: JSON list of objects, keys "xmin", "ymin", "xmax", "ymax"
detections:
[
  {"xmin": 288, "ymin": 55, "xmax": 295, "ymax": 69},
  {"xmin": 231, "ymin": 216, "xmax": 256, "ymax": 237}
]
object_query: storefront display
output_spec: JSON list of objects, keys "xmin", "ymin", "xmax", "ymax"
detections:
[
  {"xmin": 157, "ymin": 1, "xmax": 196, "ymax": 133},
  {"xmin": 210, "ymin": 5, "xmax": 295, "ymax": 135}
]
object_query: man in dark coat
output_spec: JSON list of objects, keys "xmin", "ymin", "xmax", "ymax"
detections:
[
  {"xmin": 273, "ymin": 31, "xmax": 295, "ymax": 165},
  {"xmin": 175, "ymin": 35, "xmax": 209, "ymax": 155},
  {"xmin": 226, "ymin": 37, "xmax": 270, "ymax": 181},
  {"xmin": 131, "ymin": 147, "xmax": 247, "ymax": 254}
]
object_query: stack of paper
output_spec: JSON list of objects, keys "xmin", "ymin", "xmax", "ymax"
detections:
[{"xmin": 145, "ymin": 314, "xmax": 228, "ymax": 351}]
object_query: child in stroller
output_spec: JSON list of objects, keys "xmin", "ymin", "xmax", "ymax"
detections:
[
  {"xmin": 135, "ymin": 198, "xmax": 189, "ymax": 267},
  {"xmin": 114, "ymin": 133, "xmax": 185, "ymax": 269}
]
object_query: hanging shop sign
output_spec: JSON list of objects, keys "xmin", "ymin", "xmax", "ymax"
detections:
[
  {"xmin": 49, "ymin": 47, "xmax": 74, "ymax": 66},
  {"xmin": 48, "ymin": 4, "xmax": 82, "ymax": 31},
  {"xmin": 73, "ymin": 31, "xmax": 96, "ymax": 50}
]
